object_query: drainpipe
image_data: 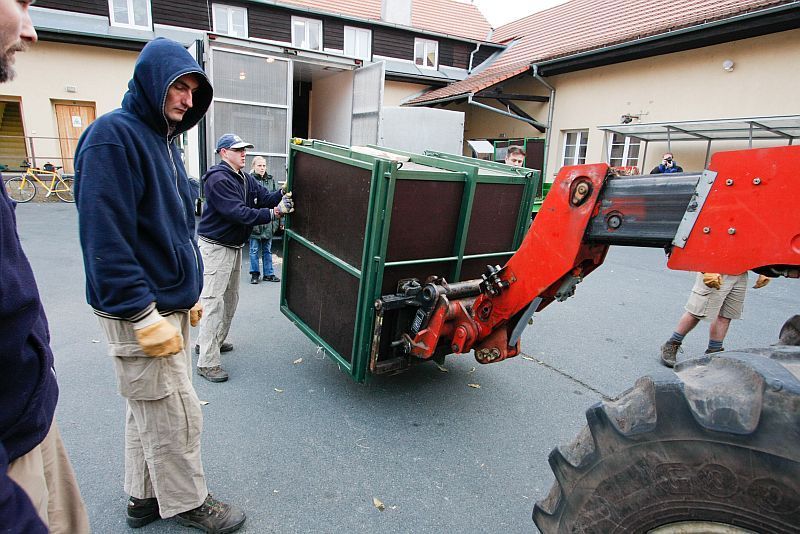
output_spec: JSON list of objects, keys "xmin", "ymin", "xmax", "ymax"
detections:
[
  {"xmin": 468, "ymin": 43, "xmax": 481, "ymax": 73},
  {"xmin": 532, "ymin": 64, "xmax": 555, "ymax": 179}
]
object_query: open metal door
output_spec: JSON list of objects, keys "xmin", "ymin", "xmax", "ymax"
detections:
[
  {"xmin": 350, "ymin": 62, "xmax": 384, "ymax": 147},
  {"xmin": 208, "ymin": 45, "xmax": 292, "ymax": 182}
]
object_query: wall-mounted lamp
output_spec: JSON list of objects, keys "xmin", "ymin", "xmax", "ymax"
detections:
[
  {"xmin": 620, "ymin": 113, "xmax": 642, "ymax": 124},
  {"xmin": 239, "ymin": 71, "xmax": 247, "ymax": 80},
  {"xmin": 722, "ymin": 59, "xmax": 735, "ymax": 72}
]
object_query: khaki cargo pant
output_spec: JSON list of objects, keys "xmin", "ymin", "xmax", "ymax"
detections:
[
  {"xmin": 197, "ymin": 240, "xmax": 241, "ymax": 369},
  {"xmin": 98, "ymin": 312, "xmax": 207, "ymax": 518},
  {"xmin": 8, "ymin": 422, "xmax": 90, "ymax": 533},
  {"xmin": 685, "ymin": 272, "xmax": 748, "ymax": 320}
]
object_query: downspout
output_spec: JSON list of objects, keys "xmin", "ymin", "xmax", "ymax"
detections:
[
  {"xmin": 532, "ymin": 64, "xmax": 555, "ymax": 180},
  {"xmin": 468, "ymin": 43, "xmax": 481, "ymax": 73}
]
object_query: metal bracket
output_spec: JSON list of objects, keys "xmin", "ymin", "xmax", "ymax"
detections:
[
  {"xmin": 672, "ymin": 169, "xmax": 717, "ymax": 249},
  {"xmin": 509, "ymin": 296, "xmax": 543, "ymax": 346}
]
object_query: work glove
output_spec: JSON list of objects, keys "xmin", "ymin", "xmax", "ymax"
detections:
[
  {"xmin": 190, "ymin": 301, "xmax": 203, "ymax": 327},
  {"xmin": 702, "ymin": 272, "xmax": 722, "ymax": 290},
  {"xmin": 134, "ymin": 318, "xmax": 183, "ymax": 357},
  {"xmin": 753, "ymin": 274, "xmax": 770, "ymax": 289},
  {"xmin": 273, "ymin": 191, "xmax": 294, "ymax": 219}
]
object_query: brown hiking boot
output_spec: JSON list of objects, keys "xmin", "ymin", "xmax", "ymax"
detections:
[
  {"xmin": 660, "ymin": 340, "xmax": 682, "ymax": 368},
  {"xmin": 127, "ymin": 496, "xmax": 160, "ymax": 528},
  {"xmin": 198, "ymin": 366, "xmax": 229, "ymax": 383},
  {"xmin": 176, "ymin": 494, "xmax": 245, "ymax": 533}
]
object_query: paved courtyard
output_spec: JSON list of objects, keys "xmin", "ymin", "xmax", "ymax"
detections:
[{"xmin": 15, "ymin": 202, "xmax": 799, "ymax": 533}]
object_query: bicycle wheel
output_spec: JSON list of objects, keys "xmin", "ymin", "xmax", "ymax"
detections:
[
  {"xmin": 55, "ymin": 176, "xmax": 75, "ymax": 203},
  {"xmin": 5, "ymin": 177, "xmax": 36, "ymax": 202}
]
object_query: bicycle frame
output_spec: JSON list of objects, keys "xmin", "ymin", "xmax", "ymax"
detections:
[{"xmin": 22, "ymin": 167, "xmax": 70, "ymax": 195}]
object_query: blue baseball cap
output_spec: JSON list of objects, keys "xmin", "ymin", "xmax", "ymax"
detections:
[{"xmin": 216, "ymin": 133, "xmax": 254, "ymax": 152}]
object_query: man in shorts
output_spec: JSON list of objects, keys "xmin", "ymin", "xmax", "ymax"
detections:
[{"xmin": 660, "ymin": 272, "xmax": 770, "ymax": 367}]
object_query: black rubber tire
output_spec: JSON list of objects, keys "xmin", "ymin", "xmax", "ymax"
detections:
[
  {"xmin": 533, "ymin": 347, "xmax": 800, "ymax": 533},
  {"xmin": 5, "ymin": 177, "xmax": 36, "ymax": 202},
  {"xmin": 56, "ymin": 177, "xmax": 75, "ymax": 203}
]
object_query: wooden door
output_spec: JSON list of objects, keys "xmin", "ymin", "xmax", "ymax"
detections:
[{"xmin": 54, "ymin": 103, "xmax": 96, "ymax": 173}]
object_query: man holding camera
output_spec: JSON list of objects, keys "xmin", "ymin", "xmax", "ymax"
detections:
[{"xmin": 650, "ymin": 152, "xmax": 683, "ymax": 174}]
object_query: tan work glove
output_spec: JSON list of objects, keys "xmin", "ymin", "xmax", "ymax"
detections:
[
  {"xmin": 190, "ymin": 301, "xmax": 203, "ymax": 327},
  {"xmin": 273, "ymin": 191, "xmax": 294, "ymax": 219},
  {"xmin": 702, "ymin": 272, "xmax": 722, "ymax": 290},
  {"xmin": 134, "ymin": 318, "xmax": 183, "ymax": 357},
  {"xmin": 753, "ymin": 274, "xmax": 771, "ymax": 289}
]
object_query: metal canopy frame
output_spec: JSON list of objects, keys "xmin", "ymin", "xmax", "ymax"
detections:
[{"xmin": 599, "ymin": 115, "xmax": 800, "ymax": 166}]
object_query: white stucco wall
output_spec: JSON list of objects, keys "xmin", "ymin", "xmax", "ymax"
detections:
[
  {"xmin": 2, "ymin": 41, "xmax": 137, "ymax": 165},
  {"xmin": 442, "ymin": 29, "xmax": 800, "ymax": 179}
]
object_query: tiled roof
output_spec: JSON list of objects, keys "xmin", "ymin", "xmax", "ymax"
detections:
[
  {"xmin": 408, "ymin": 0, "xmax": 795, "ymax": 104},
  {"xmin": 273, "ymin": 0, "xmax": 492, "ymax": 41}
]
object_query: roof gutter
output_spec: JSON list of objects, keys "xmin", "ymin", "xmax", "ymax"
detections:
[{"xmin": 533, "ymin": 2, "xmax": 800, "ymax": 75}]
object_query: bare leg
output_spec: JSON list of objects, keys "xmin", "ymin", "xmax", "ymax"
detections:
[
  {"xmin": 709, "ymin": 315, "xmax": 732, "ymax": 342},
  {"xmin": 675, "ymin": 312, "xmax": 701, "ymax": 336}
]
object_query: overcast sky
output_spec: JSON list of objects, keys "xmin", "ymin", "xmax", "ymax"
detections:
[{"xmin": 472, "ymin": 0, "xmax": 568, "ymax": 27}]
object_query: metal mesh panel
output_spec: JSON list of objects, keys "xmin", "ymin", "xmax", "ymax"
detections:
[
  {"xmin": 212, "ymin": 50, "xmax": 288, "ymax": 104},
  {"xmin": 350, "ymin": 62, "xmax": 383, "ymax": 146},
  {"xmin": 213, "ymin": 102, "xmax": 287, "ymax": 155}
]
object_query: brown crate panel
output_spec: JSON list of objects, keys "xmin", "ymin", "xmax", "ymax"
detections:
[
  {"xmin": 291, "ymin": 151, "xmax": 371, "ymax": 269},
  {"xmin": 460, "ymin": 255, "xmax": 514, "ymax": 281},
  {"xmin": 465, "ymin": 183, "xmax": 525, "ymax": 254},
  {"xmin": 385, "ymin": 180, "xmax": 463, "ymax": 262},
  {"xmin": 380, "ymin": 262, "xmax": 457, "ymax": 295},
  {"xmin": 285, "ymin": 240, "xmax": 359, "ymax": 363}
]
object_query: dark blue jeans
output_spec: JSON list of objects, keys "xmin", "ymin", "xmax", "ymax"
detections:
[{"xmin": 249, "ymin": 237, "xmax": 273, "ymax": 275}]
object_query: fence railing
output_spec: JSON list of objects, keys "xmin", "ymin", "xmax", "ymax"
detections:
[{"xmin": 0, "ymin": 134, "xmax": 80, "ymax": 171}]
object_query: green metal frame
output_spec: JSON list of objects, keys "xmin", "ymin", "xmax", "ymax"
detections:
[{"xmin": 281, "ymin": 140, "xmax": 539, "ymax": 382}]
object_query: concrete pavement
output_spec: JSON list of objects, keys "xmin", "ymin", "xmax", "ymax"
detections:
[{"xmin": 15, "ymin": 202, "xmax": 799, "ymax": 533}]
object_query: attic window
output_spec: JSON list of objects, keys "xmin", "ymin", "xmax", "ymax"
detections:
[
  {"xmin": 292, "ymin": 16, "xmax": 323, "ymax": 51},
  {"xmin": 108, "ymin": 0, "xmax": 152, "ymax": 30},
  {"xmin": 414, "ymin": 38, "xmax": 438, "ymax": 69},
  {"xmin": 213, "ymin": 4, "xmax": 248, "ymax": 38}
]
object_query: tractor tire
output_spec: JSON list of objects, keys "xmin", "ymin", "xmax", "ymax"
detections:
[{"xmin": 533, "ymin": 347, "xmax": 800, "ymax": 533}]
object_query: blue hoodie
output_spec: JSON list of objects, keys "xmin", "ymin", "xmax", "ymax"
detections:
[
  {"xmin": 197, "ymin": 161, "xmax": 283, "ymax": 248},
  {"xmin": 0, "ymin": 181, "xmax": 55, "ymax": 533},
  {"xmin": 75, "ymin": 38, "xmax": 213, "ymax": 320}
]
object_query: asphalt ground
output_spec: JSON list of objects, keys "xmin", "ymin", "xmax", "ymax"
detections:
[{"xmin": 15, "ymin": 202, "xmax": 799, "ymax": 533}]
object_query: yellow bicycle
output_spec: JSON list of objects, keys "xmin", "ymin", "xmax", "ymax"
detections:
[{"xmin": 4, "ymin": 161, "xmax": 74, "ymax": 203}]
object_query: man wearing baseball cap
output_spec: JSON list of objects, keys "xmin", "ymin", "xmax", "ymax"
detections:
[{"xmin": 195, "ymin": 133, "xmax": 294, "ymax": 382}]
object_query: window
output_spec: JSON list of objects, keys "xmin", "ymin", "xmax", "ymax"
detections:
[
  {"xmin": 292, "ymin": 17, "xmax": 322, "ymax": 51},
  {"xmin": 414, "ymin": 38, "xmax": 438, "ymax": 68},
  {"xmin": 108, "ymin": 0, "xmax": 152, "ymax": 29},
  {"xmin": 344, "ymin": 26, "xmax": 371, "ymax": 61},
  {"xmin": 562, "ymin": 130, "xmax": 588, "ymax": 166},
  {"xmin": 213, "ymin": 4, "xmax": 248, "ymax": 38},
  {"xmin": 608, "ymin": 133, "xmax": 641, "ymax": 168}
]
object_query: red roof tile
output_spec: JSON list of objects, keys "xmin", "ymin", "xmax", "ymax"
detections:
[
  {"xmin": 408, "ymin": 0, "xmax": 794, "ymax": 104},
  {"xmin": 274, "ymin": 0, "xmax": 492, "ymax": 41}
]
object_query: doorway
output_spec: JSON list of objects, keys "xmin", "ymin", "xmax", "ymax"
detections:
[{"xmin": 54, "ymin": 101, "xmax": 96, "ymax": 173}]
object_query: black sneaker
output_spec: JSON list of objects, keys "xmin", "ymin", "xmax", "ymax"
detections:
[
  {"xmin": 176, "ymin": 494, "xmax": 246, "ymax": 533},
  {"xmin": 195, "ymin": 342, "xmax": 234, "ymax": 355},
  {"xmin": 250, "ymin": 273, "xmax": 259, "ymax": 284},
  {"xmin": 263, "ymin": 274, "xmax": 280, "ymax": 282},
  {"xmin": 127, "ymin": 496, "xmax": 160, "ymax": 528}
]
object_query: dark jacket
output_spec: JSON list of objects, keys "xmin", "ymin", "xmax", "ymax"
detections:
[
  {"xmin": 650, "ymin": 161, "xmax": 683, "ymax": 174},
  {"xmin": 250, "ymin": 172, "xmax": 280, "ymax": 240},
  {"xmin": 197, "ymin": 162, "xmax": 282, "ymax": 247},
  {"xmin": 74, "ymin": 38, "xmax": 213, "ymax": 320},
  {"xmin": 0, "ymin": 179, "xmax": 55, "ymax": 533}
]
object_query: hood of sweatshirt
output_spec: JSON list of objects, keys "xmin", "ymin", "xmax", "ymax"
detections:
[{"xmin": 121, "ymin": 37, "xmax": 213, "ymax": 137}]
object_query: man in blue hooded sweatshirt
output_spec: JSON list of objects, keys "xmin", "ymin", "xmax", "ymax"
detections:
[
  {"xmin": 0, "ymin": 1, "xmax": 90, "ymax": 532},
  {"xmin": 74, "ymin": 38, "xmax": 245, "ymax": 532}
]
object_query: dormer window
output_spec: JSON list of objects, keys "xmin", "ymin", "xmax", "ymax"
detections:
[
  {"xmin": 213, "ymin": 4, "xmax": 248, "ymax": 38},
  {"xmin": 108, "ymin": 0, "xmax": 152, "ymax": 30},
  {"xmin": 292, "ymin": 17, "xmax": 323, "ymax": 51},
  {"xmin": 414, "ymin": 38, "xmax": 438, "ymax": 69}
]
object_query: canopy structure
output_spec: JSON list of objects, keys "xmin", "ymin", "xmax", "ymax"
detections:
[{"xmin": 599, "ymin": 115, "xmax": 800, "ymax": 166}]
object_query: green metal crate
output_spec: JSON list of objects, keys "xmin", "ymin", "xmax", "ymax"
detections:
[{"xmin": 280, "ymin": 140, "xmax": 541, "ymax": 382}]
